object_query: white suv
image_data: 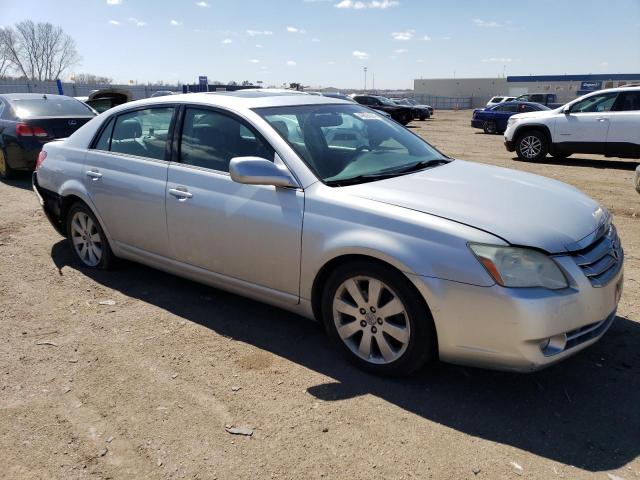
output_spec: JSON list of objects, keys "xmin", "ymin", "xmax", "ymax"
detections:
[{"xmin": 504, "ymin": 86, "xmax": 640, "ymax": 162}]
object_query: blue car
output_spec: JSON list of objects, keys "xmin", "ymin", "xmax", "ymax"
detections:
[{"xmin": 471, "ymin": 101, "xmax": 549, "ymax": 134}]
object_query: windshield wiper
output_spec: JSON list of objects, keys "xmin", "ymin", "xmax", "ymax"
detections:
[{"xmin": 325, "ymin": 158, "xmax": 450, "ymax": 186}]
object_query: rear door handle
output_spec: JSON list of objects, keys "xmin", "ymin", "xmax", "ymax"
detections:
[
  {"xmin": 168, "ymin": 187, "xmax": 193, "ymax": 200},
  {"xmin": 86, "ymin": 169, "xmax": 102, "ymax": 180},
  {"xmin": 596, "ymin": 117, "xmax": 609, "ymax": 122}
]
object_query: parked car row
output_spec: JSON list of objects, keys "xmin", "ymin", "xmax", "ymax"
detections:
[{"xmin": 472, "ymin": 101, "xmax": 549, "ymax": 134}]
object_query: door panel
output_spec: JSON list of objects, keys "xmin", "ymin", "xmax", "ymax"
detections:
[
  {"xmin": 84, "ymin": 106, "xmax": 175, "ymax": 256},
  {"xmin": 166, "ymin": 165, "xmax": 304, "ymax": 298},
  {"xmin": 85, "ymin": 151, "xmax": 170, "ymax": 255},
  {"xmin": 607, "ymin": 92, "xmax": 640, "ymax": 157}
]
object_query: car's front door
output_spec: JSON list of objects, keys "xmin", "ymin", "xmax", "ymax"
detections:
[
  {"xmin": 165, "ymin": 106, "xmax": 304, "ymax": 300},
  {"xmin": 84, "ymin": 106, "xmax": 176, "ymax": 256},
  {"xmin": 607, "ymin": 91, "xmax": 640, "ymax": 157},
  {"xmin": 554, "ymin": 92, "xmax": 619, "ymax": 154}
]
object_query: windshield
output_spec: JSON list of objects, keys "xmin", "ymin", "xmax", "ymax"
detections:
[
  {"xmin": 10, "ymin": 96, "xmax": 95, "ymax": 118},
  {"xmin": 376, "ymin": 96, "xmax": 397, "ymax": 106},
  {"xmin": 255, "ymin": 104, "xmax": 448, "ymax": 185}
]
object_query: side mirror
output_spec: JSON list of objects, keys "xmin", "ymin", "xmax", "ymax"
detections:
[
  {"xmin": 562, "ymin": 106, "xmax": 571, "ymax": 115},
  {"xmin": 229, "ymin": 157, "xmax": 298, "ymax": 188}
]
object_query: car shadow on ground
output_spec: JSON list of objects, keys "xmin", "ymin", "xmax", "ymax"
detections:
[
  {"xmin": 1, "ymin": 174, "xmax": 33, "ymax": 191},
  {"xmin": 513, "ymin": 156, "xmax": 639, "ymax": 171},
  {"xmin": 51, "ymin": 241, "xmax": 640, "ymax": 473}
]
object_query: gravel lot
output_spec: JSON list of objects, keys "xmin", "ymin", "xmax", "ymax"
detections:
[{"xmin": 1, "ymin": 110, "xmax": 638, "ymax": 480}]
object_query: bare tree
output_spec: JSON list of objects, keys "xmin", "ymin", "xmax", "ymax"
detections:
[
  {"xmin": 72, "ymin": 72, "xmax": 113, "ymax": 85},
  {"xmin": 0, "ymin": 21, "xmax": 80, "ymax": 81}
]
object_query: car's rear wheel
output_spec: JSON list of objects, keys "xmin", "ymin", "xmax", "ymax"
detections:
[
  {"xmin": 66, "ymin": 203, "xmax": 114, "ymax": 269},
  {"xmin": 0, "ymin": 149, "xmax": 15, "ymax": 180},
  {"xmin": 483, "ymin": 120, "xmax": 497, "ymax": 134},
  {"xmin": 516, "ymin": 131, "xmax": 548, "ymax": 162},
  {"xmin": 321, "ymin": 260, "xmax": 437, "ymax": 376}
]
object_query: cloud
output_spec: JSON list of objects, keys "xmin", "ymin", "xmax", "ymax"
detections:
[
  {"xmin": 170, "ymin": 20, "xmax": 183, "ymax": 26},
  {"xmin": 255, "ymin": 43, "xmax": 263, "ymax": 48},
  {"xmin": 108, "ymin": 20, "xmax": 121, "ymax": 26},
  {"xmin": 327, "ymin": 60, "xmax": 336, "ymax": 65},
  {"xmin": 128, "ymin": 17, "xmax": 147, "ymax": 27},
  {"xmin": 249, "ymin": 59, "xmax": 260, "ymax": 63},
  {"xmin": 600, "ymin": 61, "xmax": 609, "ymax": 67},
  {"xmin": 394, "ymin": 48, "xmax": 408, "ymax": 53},
  {"xmin": 106, "ymin": 0, "xmax": 122, "ymax": 4},
  {"xmin": 247, "ymin": 29, "xmax": 273, "ymax": 36},
  {"xmin": 287, "ymin": 26, "xmax": 307, "ymax": 34},
  {"xmin": 473, "ymin": 18, "xmax": 502, "ymax": 28},
  {"xmin": 311, "ymin": 37, "xmax": 320, "ymax": 42},
  {"xmin": 423, "ymin": 34, "xmax": 431, "ymax": 41},
  {"xmin": 352, "ymin": 50, "xmax": 369, "ymax": 59},
  {"xmin": 441, "ymin": 35, "xmax": 452, "ymax": 40},
  {"xmin": 335, "ymin": 0, "xmax": 399, "ymax": 9},
  {"xmin": 195, "ymin": 1, "xmax": 209, "ymax": 6},
  {"xmin": 221, "ymin": 38, "xmax": 232, "ymax": 44},
  {"xmin": 391, "ymin": 30, "xmax": 414, "ymax": 41},
  {"xmin": 482, "ymin": 57, "xmax": 512, "ymax": 63},
  {"xmin": 286, "ymin": 60, "xmax": 297, "ymax": 66}
]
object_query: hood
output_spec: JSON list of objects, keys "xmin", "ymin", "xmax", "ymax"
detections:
[
  {"xmin": 344, "ymin": 160, "xmax": 604, "ymax": 253},
  {"xmin": 510, "ymin": 109, "xmax": 554, "ymax": 121}
]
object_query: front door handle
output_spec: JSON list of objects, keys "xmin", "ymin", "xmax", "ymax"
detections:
[
  {"xmin": 596, "ymin": 117, "xmax": 609, "ymax": 122},
  {"xmin": 168, "ymin": 187, "xmax": 193, "ymax": 200},
  {"xmin": 86, "ymin": 169, "xmax": 102, "ymax": 181}
]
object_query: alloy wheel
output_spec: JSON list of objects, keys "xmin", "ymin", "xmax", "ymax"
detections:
[
  {"xmin": 519, "ymin": 135, "xmax": 542, "ymax": 159},
  {"xmin": 70, "ymin": 211, "xmax": 103, "ymax": 267},
  {"xmin": 332, "ymin": 276, "xmax": 410, "ymax": 365}
]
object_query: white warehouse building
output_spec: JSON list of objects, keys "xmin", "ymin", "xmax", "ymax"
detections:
[{"xmin": 413, "ymin": 74, "xmax": 640, "ymax": 108}]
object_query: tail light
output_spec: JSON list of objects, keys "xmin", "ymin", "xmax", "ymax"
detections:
[
  {"xmin": 16, "ymin": 123, "xmax": 49, "ymax": 138},
  {"xmin": 36, "ymin": 150, "xmax": 47, "ymax": 170}
]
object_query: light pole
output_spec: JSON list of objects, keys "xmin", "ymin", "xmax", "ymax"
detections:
[{"xmin": 363, "ymin": 66, "xmax": 368, "ymax": 91}]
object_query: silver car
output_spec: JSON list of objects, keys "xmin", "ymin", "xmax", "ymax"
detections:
[{"xmin": 33, "ymin": 91, "xmax": 624, "ymax": 375}]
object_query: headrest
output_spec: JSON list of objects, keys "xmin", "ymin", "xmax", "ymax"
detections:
[{"xmin": 113, "ymin": 118, "xmax": 142, "ymax": 140}]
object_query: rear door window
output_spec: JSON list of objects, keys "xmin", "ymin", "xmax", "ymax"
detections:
[
  {"xmin": 570, "ymin": 92, "xmax": 619, "ymax": 113},
  {"xmin": 110, "ymin": 107, "xmax": 175, "ymax": 160},
  {"xmin": 94, "ymin": 117, "xmax": 115, "ymax": 151},
  {"xmin": 612, "ymin": 91, "xmax": 640, "ymax": 111}
]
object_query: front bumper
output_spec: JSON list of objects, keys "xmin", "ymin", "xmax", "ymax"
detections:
[
  {"xmin": 471, "ymin": 119, "xmax": 484, "ymax": 129},
  {"xmin": 504, "ymin": 139, "xmax": 516, "ymax": 152},
  {"xmin": 407, "ymin": 255, "xmax": 624, "ymax": 372}
]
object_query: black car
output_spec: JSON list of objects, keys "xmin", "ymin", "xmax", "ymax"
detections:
[
  {"xmin": 392, "ymin": 98, "xmax": 430, "ymax": 120},
  {"xmin": 351, "ymin": 94, "xmax": 414, "ymax": 125},
  {"xmin": 0, "ymin": 93, "xmax": 95, "ymax": 179}
]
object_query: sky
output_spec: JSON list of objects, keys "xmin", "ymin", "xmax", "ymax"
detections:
[{"xmin": 1, "ymin": 0, "xmax": 639, "ymax": 89}]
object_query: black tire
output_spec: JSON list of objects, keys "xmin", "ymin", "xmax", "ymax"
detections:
[
  {"xmin": 419, "ymin": 115, "xmax": 426, "ymax": 121},
  {"xmin": 483, "ymin": 120, "xmax": 497, "ymax": 134},
  {"xmin": 0, "ymin": 149, "xmax": 15, "ymax": 180},
  {"xmin": 65, "ymin": 202, "xmax": 114, "ymax": 270},
  {"xmin": 321, "ymin": 260, "xmax": 437, "ymax": 376},
  {"xmin": 515, "ymin": 130, "xmax": 548, "ymax": 162}
]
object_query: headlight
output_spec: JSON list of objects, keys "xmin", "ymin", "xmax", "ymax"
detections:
[{"xmin": 469, "ymin": 244, "xmax": 568, "ymax": 289}]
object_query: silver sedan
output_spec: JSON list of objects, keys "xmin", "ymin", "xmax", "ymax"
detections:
[{"xmin": 33, "ymin": 90, "xmax": 624, "ymax": 375}]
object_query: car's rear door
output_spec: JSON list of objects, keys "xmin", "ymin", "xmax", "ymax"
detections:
[
  {"xmin": 606, "ymin": 91, "xmax": 640, "ymax": 157},
  {"xmin": 84, "ymin": 105, "xmax": 176, "ymax": 256},
  {"xmin": 554, "ymin": 91, "xmax": 619, "ymax": 154},
  {"xmin": 165, "ymin": 105, "xmax": 304, "ymax": 300}
]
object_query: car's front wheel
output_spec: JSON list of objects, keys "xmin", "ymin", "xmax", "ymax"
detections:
[
  {"xmin": 66, "ymin": 203, "xmax": 114, "ymax": 269},
  {"xmin": 321, "ymin": 260, "xmax": 437, "ymax": 376},
  {"xmin": 483, "ymin": 120, "xmax": 497, "ymax": 134},
  {"xmin": 515, "ymin": 131, "xmax": 548, "ymax": 162}
]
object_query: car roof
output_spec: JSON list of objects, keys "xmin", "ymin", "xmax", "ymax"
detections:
[
  {"xmin": 0, "ymin": 93, "xmax": 76, "ymax": 101},
  {"xmin": 113, "ymin": 89, "xmax": 350, "ymax": 110}
]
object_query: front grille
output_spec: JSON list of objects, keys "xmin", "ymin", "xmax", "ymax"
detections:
[{"xmin": 571, "ymin": 225, "xmax": 623, "ymax": 287}]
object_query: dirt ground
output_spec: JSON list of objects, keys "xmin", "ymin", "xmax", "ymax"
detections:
[{"xmin": 1, "ymin": 110, "xmax": 639, "ymax": 480}]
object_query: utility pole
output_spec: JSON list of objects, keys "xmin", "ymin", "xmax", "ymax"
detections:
[
  {"xmin": 363, "ymin": 66, "xmax": 368, "ymax": 91},
  {"xmin": 372, "ymin": 72, "xmax": 375, "ymax": 91}
]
